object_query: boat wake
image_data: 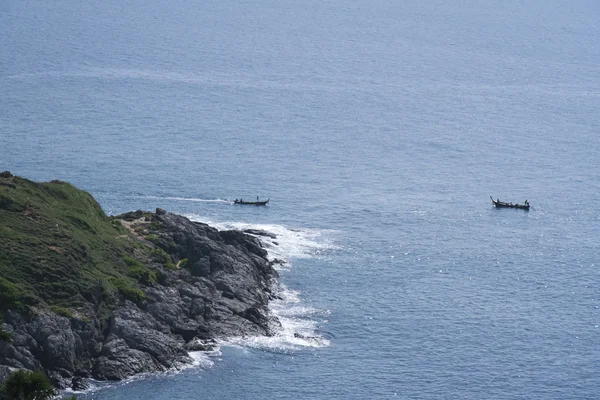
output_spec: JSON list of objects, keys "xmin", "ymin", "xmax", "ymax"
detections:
[{"xmin": 129, "ymin": 195, "xmax": 232, "ymax": 204}]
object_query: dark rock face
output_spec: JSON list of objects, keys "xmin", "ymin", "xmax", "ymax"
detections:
[{"xmin": 0, "ymin": 211, "xmax": 279, "ymax": 389}]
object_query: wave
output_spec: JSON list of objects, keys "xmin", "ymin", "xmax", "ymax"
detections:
[
  {"xmin": 184, "ymin": 215, "xmax": 339, "ymax": 262},
  {"xmin": 221, "ymin": 284, "xmax": 331, "ymax": 352},
  {"xmin": 184, "ymin": 215, "xmax": 334, "ymax": 351}
]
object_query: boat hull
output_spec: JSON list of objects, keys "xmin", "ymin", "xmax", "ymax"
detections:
[
  {"xmin": 234, "ymin": 199, "xmax": 269, "ymax": 206},
  {"xmin": 491, "ymin": 197, "xmax": 529, "ymax": 210}
]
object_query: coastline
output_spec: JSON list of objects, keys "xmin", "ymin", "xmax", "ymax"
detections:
[{"xmin": 0, "ymin": 175, "xmax": 284, "ymax": 390}]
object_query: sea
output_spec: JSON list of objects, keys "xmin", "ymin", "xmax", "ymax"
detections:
[{"xmin": 1, "ymin": 0, "xmax": 599, "ymax": 398}]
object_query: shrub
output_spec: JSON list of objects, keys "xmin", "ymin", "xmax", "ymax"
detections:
[
  {"xmin": 0, "ymin": 277, "xmax": 24, "ymax": 307},
  {"xmin": 0, "ymin": 370, "xmax": 57, "ymax": 400},
  {"xmin": 0, "ymin": 194, "xmax": 15, "ymax": 210},
  {"xmin": 151, "ymin": 249, "xmax": 175, "ymax": 270},
  {"xmin": 110, "ymin": 278, "xmax": 146, "ymax": 303},
  {"xmin": 179, "ymin": 258, "xmax": 189, "ymax": 269},
  {"xmin": 123, "ymin": 256, "xmax": 157, "ymax": 284},
  {"xmin": 50, "ymin": 305, "xmax": 73, "ymax": 319},
  {"xmin": 145, "ymin": 234, "xmax": 158, "ymax": 243},
  {"xmin": 148, "ymin": 222, "xmax": 163, "ymax": 231}
]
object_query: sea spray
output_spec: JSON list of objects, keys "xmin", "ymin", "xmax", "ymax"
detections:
[{"xmin": 185, "ymin": 215, "xmax": 334, "ymax": 351}]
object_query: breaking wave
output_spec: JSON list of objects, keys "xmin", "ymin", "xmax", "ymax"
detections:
[
  {"xmin": 184, "ymin": 215, "xmax": 339, "ymax": 263},
  {"xmin": 185, "ymin": 215, "xmax": 334, "ymax": 351}
]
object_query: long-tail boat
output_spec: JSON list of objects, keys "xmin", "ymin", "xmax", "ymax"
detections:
[
  {"xmin": 234, "ymin": 198, "xmax": 269, "ymax": 206},
  {"xmin": 490, "ymin": 196, "xmax": 530, "ymax": 210}
]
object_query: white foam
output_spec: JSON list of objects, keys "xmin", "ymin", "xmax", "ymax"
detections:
[
  {"xmin": 219, "ymin": 282, "xmax": 331, "ymax": 352},
  {"xmin": 184, "ymin": 215, "xmax": 339, "ymax": 262},
  {"xmin": 181, "ymin": 216, "xmax": 334, "ymax": 352},
  {"xmin": 186, "ymin": 348, "xmax": 220, "ymax": 369}
]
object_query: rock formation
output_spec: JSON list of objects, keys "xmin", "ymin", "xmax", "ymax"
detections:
[{"xmin": 0, "ymin": 175, "xmax": 281, "ymax": 389}]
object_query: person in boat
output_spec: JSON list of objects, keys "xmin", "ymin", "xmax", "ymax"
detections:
[
  {"xmin": 257, "ymin": 196, "xmax": 259, "ymax": 201},
  {"xmin": 525, "ymin": 199, "xmax": 529, "ymax": 206}
]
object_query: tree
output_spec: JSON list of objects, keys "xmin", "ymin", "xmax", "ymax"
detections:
[{"xmin": 1, "ymin": 370, "xmax": 56, "ymax": 400}]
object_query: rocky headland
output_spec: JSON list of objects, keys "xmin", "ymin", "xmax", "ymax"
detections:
[{"xmin": 0, "ymin": 173, "xmax": 281, "ymax": 390}]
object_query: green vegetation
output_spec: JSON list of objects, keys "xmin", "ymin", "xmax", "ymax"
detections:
[
  {"xmin": 0, "ymin": 277, "xmax": 27, "ymax": 308},
  {"xmin": 151, "ymin": 248, "xmax": 176, "ymax": 270},
  {"xmin": 109, "ymin": 277, "xmax": 146, "ymax": 303},
  {"xmin": 124, "ymin": 256, "xmax": 157, "ymax": 284},
  {"xmin": 148, "ymin": 221, "xmax": 163, "ymax": 231},
  {"xmin": 0, "ymin": 370, "xmax": 56, "ymax": 400},
  {"xmin": 145, "ymin": 234, "xmax": 159, "ymax": 244},
  {"xmin": 49, "ymin": 305, "xmax": 73, "ymax": 319},
  {"xmin": 0, "ymin": 175, "xmax": 157, "ymax": 312},
  {"xmin": 178, "ymin": 258, "xmax": 189, "ymax": 269}
]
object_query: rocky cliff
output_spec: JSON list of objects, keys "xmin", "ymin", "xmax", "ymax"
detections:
[{"xmin": 0, "ymin": 173, "xmax": 280, "ymax": 389}]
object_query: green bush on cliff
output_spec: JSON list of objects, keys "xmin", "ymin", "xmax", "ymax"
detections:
[
  {"xmin": 109, "ymin": 277, "xmax": 146, "ymax": 303},
  {"xmin": 145, "ymin": 234, "xmax": 159, "ymax": 244},
  {"xmin": 0, "ymin": 370, "xmax": 56, "ymax": 400},
  {"xmin": 123, "ymin": 256, "xmax": 157, "ymax": 284},
  {"xmin": 49, "ymin": 305, "xmax": 73, "ymax": 319},
  {"xmin": 0, "ymin": 278, "xmax": 26, "ymax": 308},
  {"xmin": 151, "ymin": 248, "xmax": 176, "ymax": 270}
]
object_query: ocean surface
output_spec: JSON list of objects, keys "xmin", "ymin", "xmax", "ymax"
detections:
[{"xmin": 1, "ymin": 0, "xmax": 600, "ymax": 398}]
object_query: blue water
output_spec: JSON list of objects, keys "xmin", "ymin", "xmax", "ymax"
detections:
[{"xmin": 2, "ymin": 0, "xmax": 600, "ymax": 398}]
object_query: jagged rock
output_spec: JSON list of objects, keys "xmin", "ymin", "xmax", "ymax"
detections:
[
  {"xmin": 155, "ymin": 207, "xmax": 166, "ymax": 215},
  {"xmin": 190, "ymin": 256, "xmax": 211, "ymax": 277},
  {"xmin": 0, "ymin": 365, "xmax": 17, "ymax": 383},
  {"xmin": 0, "ymin": 171, "xmax": 13, "ymax": 178},
  {"xmin": 71, "ymin": 376, "xmax": 89, "ymax": 391},
  {"xmin": 184, "ymin": 339, "xmax": 216, "ymax": 352}
]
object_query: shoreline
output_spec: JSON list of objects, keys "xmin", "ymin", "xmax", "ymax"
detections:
[{"xmin": 0, "ymin": 176, "xmax": 282, "ymax": 390}]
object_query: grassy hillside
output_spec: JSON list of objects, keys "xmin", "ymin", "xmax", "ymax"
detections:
[{"xmin": 0, "ymin": 173, "xmax": 154, "ymax": 316}]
